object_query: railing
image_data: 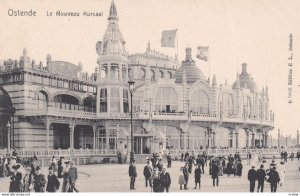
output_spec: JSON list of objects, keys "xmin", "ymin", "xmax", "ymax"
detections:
[{"xmin": 19, "ymin": 107, "xmax": 274, "ymax": 127}]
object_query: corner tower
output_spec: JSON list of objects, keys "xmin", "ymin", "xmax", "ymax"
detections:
[{"xmin": 95, "ymin": 0, "xmax": 129, "ymax": 115}]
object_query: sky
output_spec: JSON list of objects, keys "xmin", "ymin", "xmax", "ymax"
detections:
[{"xmin": 0, "ymin": 0, "xmax": 299, "ymax": 139}]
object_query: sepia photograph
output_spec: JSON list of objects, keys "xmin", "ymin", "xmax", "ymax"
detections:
[{"xmin": 0, "ymin": 0, "xmax": 299, "ymax": 194}]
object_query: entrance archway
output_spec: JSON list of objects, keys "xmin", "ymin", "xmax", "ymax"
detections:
[
  {"xmin": 0, "ymin": 87, "xmax": 13, "ymax": 149},
  {"xmin": 74, "ymin": 125, "xmax": 93, "ymax": 149}
]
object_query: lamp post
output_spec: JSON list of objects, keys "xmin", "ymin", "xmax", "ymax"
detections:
[
  {"xmin": 7, "ymin": 121, "xmax": 11, "ymax": 154},
  {"xmin": 128, "ymin": 79, "xmax": 135, "ymax": 164}
]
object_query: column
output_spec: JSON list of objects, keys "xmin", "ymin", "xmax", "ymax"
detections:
[
  {"xmin": 93, "ymin": 125, "xmax": 97, "ymax": 153},
  {"xmin": 182, "ymin": 132, "xmax": 186, "ymax": 152},
  {"xmin": 245, "ymin": 129, "xmax": 249, "ymax": 148},
  {"xmin": 96, "ymin": 86, "xmax": 100, "ymax": 116},
  {"xmin": 119, "ymin": 87, "xmax": 123, "ymax": 113},
  {"xmin": 107, "ymin": 65, "xmax": 111, "ymax": 79},
  {"xmin": 69, "ymin": 123, "xmax": 75, "ymax": 152},
  {"xmin": 107, "ymin": 87, "xmax": 111, "ymax": 113},
  {"xmin": 251, "ymin": 132, "xmax": 255, "ymax": 148},
  {"xmin": 118, "ymin": 64, "xmax": 122, "ymax": 81},
  {"xmin": 125, "ymin": 65, "xmax": 129, "ymax": 81},
  {"xmin": 46, "ymin": 118, "xmax": 50, "ymax": 150},
  {"xmin": 235, "ymin": 131, "xmax": 239, "ymax": 149},
  {"xmin": 265, "ymin": 133, "xmax": 268, "ymax": 148},
  {"xmin": 212, "ymin": 132, "xmax": 216, "ymax": 147}
]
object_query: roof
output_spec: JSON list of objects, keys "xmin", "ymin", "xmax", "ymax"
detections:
[{"xmin": 174, "ymin": 47, "xmax": 205, "ymax": 84}]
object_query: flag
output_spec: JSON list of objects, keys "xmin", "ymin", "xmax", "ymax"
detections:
[
  {"xmin": 161, "ymin": 29, "xmax": 177, "ymax": 48},
  {"xmin": 197, "ymin": 46, "xmax": 209, "ymax": 61}
]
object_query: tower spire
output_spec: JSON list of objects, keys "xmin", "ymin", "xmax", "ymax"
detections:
[{"xmin": 108, "ymin": 0, "xmax": 118, "ymax": 21}]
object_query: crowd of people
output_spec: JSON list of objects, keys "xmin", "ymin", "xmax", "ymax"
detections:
[{"xmin": 0, "ymin": 151, "xmax": 78, "ymax": 193}]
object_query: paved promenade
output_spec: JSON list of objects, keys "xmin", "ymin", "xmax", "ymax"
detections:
[{"xmin": 1, "ymin": 158, "xmax": 299, "ymax": 192}]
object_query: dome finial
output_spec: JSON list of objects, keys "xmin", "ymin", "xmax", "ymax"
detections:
[
  {"xmin": 108, "ymin": 0, "xmax": 119, "ymax": 21},
  {"xmin": 241, "ymin": 63, "xmax": 247, "ymax": 74},
  {"xmin": 185, "ymin": 47, "xmax": 192, "ymax": 62}
]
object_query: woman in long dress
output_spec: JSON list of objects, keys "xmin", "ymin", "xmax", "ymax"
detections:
[
  {"xmin": 277, "ymin": 161, "xmax": 285, "ymax": 186},
  {"xmin": 22, "ymin": 164, "xmax": 33, "ymax": 192}
]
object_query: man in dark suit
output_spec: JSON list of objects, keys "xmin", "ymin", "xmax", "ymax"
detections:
[
  {"xmin": 268, "ymin": 167, "xmax": 280, "ymax": 192},
  {"xmin": 211, "ymin": 162, "xmax": 219, "ymax": 186},
  {"xmin": 46, "ymin": 166, "xmax": 60, "ymax": 192},
  {"xmin": 161, "ymin": 168, "xmax": 171, "ymax": 192},
  {"xmin": 68, "ymin": 160, "xmax": 78, "ymax": 192},
  {"xmin": 32, "ymin": 166, "xmax": 47, "ymax": 192},
  {"xmin": 9, "ymin": 164, "xmax": 22, "ymax": 192},
  {"xmin": 256, "ymin": 164, "xmax": 266, "ymax": 192},
  {"xmin": 129, "ymin": 160, "xmax": 137, "ymax": 190},
  {"xmin": 183, "ymin": 162, "xmax": 189, "ymax": 190},
  {"xmin": 143, "ymin": 161, "xmax": 153, "ymax": 188},
  {"xmin": 247, "ymin": 165, "xmax": 257, "ymax": 192}
]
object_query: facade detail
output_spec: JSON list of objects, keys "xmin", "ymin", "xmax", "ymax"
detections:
[{"xmin": 0, "ymin": 1, "xmax": 274, "ymax": 157}]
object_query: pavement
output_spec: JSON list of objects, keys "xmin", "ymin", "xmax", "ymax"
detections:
[{"xmin": 1, "ymin": 158, "xmax": 300, "ymax": 192}]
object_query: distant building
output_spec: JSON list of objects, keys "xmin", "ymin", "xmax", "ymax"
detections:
[{"xmin": 0, "ymin": 1, "xmax": 274, "ymax": 156}]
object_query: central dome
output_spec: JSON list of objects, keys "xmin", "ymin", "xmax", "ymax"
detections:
[{"xmin": 174, "ymin": 47, "xmax": 204, "ymax": 84}]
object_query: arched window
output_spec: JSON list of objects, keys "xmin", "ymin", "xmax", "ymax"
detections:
[
  {"xmin": 83, "ymin": 97, "xmax": 96, "ymax": 112},
  {"xmin": 190, "ymin": 90, "xmax": 209, "ymax": 114},
  {"xmin": 223, "ymin": 93, "xmax": 234, "ymax": 116},
  {"xmin": 150, "ymin": 70, "xmax": 156, "ymax": 81},
  {"xmin": 168, "ymin": 72, "xmax": 172, "ymax": 79},
  {"xmin": 96, "ymin": 127, "xmax": 106, "ymax": 149},
  {"xmin": 246, "ymin": 97, "xmax": 251, "ymax": 118},
  {"xmin": 100, "ymin": 88, "xmax": 107, "ymax": 112},
  {"xmin": 155, "ymin": 87, "xmax": 178, "ymax": 112},
  {"xmin": 37, "ymin": 91, "xmax": 48, "ymax": 110},
  {"xmin": 159, "ymin": 70, "xmax": 164, "ymax": 78},
  {"xmin": 123, "ymin": 89, "xmax": 129, "ymax": 112},
  {"xmin": 53, "ymin": 94, "xmax": 79, "ymax": 110},
  {"xmin": 108, "ymin": 129, "xmax": 117, "ymax": 149},
  {"xmin": 111, "ymin": 88, "xmax": 120, "ymax": 113},
  {"xmin": 140, "ymin": 68, "xmax": 146, "ymax": 80}
]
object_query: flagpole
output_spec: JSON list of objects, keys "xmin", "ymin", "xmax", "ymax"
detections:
[
  {"xmin": 176, "ymin": 29, "xmax": 179, "ymax": 60},
  {"xmin": 208, "ymin": 46, "xmax": 211, "ymax": 82}
]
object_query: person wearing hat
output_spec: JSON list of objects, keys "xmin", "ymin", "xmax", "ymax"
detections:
[
  {"xmin": 152, "ymin": 168, "xmax": 161, "ymax": 192},
  {"xmin": 32, "ymin": 166, "xmax": 47, "ymax": 192},
  {"xmin": 160, "ymin": 168, "xmax": 171, "ymax": 192},
  {"xmin": 23, "ymin": 163, "xmax": 33, "ymax": 192},
  {"xmin": 129, "ymin": 160, "xmax": 137, "ymax": 190},
  {"xmin": 268, "ymin": 166, "xmax": 280, "ymax": 192},
  {"xmin": 9, "ymin": 164, "xmax": 22, "ymax": 192},
  {"xmin": 68, "ymin": 160, "xmax": 78, "ymax": 192},
  {"xmin": 247, "ymin": 165, "xmax": 257, "ymax": 192},
  {"xmin": 57, "ymin": 157, "xmax": 64, "ymax": 178},
  {"xmin": 256, "ymin": 164, "xmax": 267, "ymax": 192},
  {"xmin": 143, "ymin": 161, "xmax": 153, "ymax": 188},
  {"xmin": 182, "ymin": 162, "xmax": 189, "ymax": 190},
  {"xmin": 46, "ymin": 166, "xmax": 60, "ymax": 192},
  {"xmin": 211, "ymin": 162, "xmax": 220, "ymax": 187},
  {"xmin": 277, "ymin": 161, "xmax": 285, "ymax": 186},
  {"xmin": 61, "ymin": 160, "xmax": 70, "ymax": 192}
]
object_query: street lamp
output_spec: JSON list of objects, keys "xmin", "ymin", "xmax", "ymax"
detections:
[
  {"xmin": 128, "ymin": 79, "xmax": 135, "ymax": 164},
  {"xmin": 7, "ymin": 121, "xmax": 11, "ymax": 154}
]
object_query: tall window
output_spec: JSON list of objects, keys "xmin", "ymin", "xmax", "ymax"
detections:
[
  {"xmin": 123, "ymin": 89, "xmax": 129, "ymax": 112},
  {"xmin": 190, "ymin": 90, "xmax": 209, "ymax": 114},
  {"xmin": 37, "ymin": 91, "xmax": 48, "ymax": 110},
  {"xmin": 96, "ymin": 127, "xmax": 106, "ymax": 149},
  {"xmin": 53, "ymin": 94, "xmax": 79, "ymax": 110},
  {"xmin": 223, "ymin": 93, "xmax": 234, "ymax": 116},
  {"xmin": 150, "ymin": 70, "xmax": 155, "ymax": 81},
  {"xmin": 155, "ymin": 87, "xmax": 178, "ymax": 112},
  {"xmin": 111, "ymin": 88, "xmax": 120, "ymax": 113},
  {"xmin": 100, "ymin": 88, "xmax": 107, "ymax": 112},
  {"xmin": 83, "ymin": 97, "xmax": 96, "ymax": 112},
  {"xmin": 108, "ymin": 129, "xmax": 117, "ymax": 149},
  {"xmin": 246, "ymin": 97, "xmax": 251, "ymax": 118}
]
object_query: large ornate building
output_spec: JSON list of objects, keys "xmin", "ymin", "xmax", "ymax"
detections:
[{"xmin": 0, "ymin": 1, "xmax": 274, "ymax": 157}]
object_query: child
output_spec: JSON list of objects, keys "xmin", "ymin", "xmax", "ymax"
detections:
[
  {"xmin": 194, "ymin": 165, "xmax": 201, "ymax": 189},
  {"xmin": 178, "ymin": 167, "xmax": 186, "ymax": 190}
]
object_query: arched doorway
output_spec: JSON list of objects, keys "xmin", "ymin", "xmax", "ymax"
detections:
[
  {"xmin": 0, "ymin": 87, "xmax": 13, "ymax": 149},
  {"xmin": 74, "ymin": 125, "xmax": 93, "ymax": 149}
]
